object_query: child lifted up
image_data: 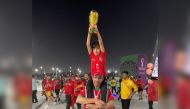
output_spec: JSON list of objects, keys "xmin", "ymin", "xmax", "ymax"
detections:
[{"xmin": 86, "ymin": 24, "xmax": 106, "ymax": 77}]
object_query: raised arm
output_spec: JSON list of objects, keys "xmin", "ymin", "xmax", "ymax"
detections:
[
  {"xmin": 86, "ymin": 26, "xmax": 93, "ymax": 54},
  {"xmin": 94, "ymin": 25, "xmax": 105, "ymax": 52}
]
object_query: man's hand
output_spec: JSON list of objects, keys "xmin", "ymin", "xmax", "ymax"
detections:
[
  {"xmin": 94, "ymin": 99, "xmax": 105, "ymax": 109},
  {"xmin": 86, "ymin": 104, "xmax": 99, "ymax": 109},
  {"xmin": 104, "ymin": 100, "xmax": 115, "ymax": 109},
  {"xmin": 128, "ymin": 95, "xmax": 133, "ymax": 99},
  {"xmin": 128, "ymin": 92, "xmax": 135, "ymax": 99}
]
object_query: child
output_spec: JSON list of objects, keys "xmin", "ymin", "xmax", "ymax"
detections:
[{"xmin": 86, "ymin": 24, "xmax": 107, "ymax": 102}]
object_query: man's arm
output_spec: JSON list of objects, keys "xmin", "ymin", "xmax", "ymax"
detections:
[
  {"xmin": 76, "ymin": 95, "xmax": 96, "ymax": 104},
  {"xmin": 76, "ymin": 95, "xmax": 105, "ymax": 107},
  {"xmin": 129, "ymin": 81, "xmax": 138, "ymax": 99},
  {"xmin": 86, "ymin": 26, "xmax": 93, "ymax": 54},
  {"xmin": 94, "ymin": 25, "xmax": 105, "ymax": 52}
]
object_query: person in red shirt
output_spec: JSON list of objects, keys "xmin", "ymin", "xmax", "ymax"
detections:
[
  {"xmin": 87, "ymin": 25, "xmax": 106, "ymax": 77},
  {"xmin": 13, "ymin": 72, "xmax": 31, "ymax": 109},
  {"xmin": 42, "ymin": 74, "xmax": 48, "ymax": 101},
  {"xmin": 137, "ymin": 76, "xmax": 144, "ymax": 100},
  {"xmin": 63, "ymin": 74, "xmax": 75, "ymax": 109},
  {"xmin": 44, "ymin": 75, "xmax": 54, "ymax": 105},
  {"xmin": 54, "ymin": 76, "xmax": 62, "ymax": 102},
  {"xmin": 76, "ymin": 72, "xmax": 115, "ymax": 109},
  {"xmin": 74, "ymin": 74, "xmax": 85, "ymax": 109},
  {"xmin": 86, "ymin": 24, "xmax": 107, "ymax": 101}
]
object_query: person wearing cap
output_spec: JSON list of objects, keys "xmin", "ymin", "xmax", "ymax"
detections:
[{"xmin": 76, "ymin": 72, "xmax": 115, "ymax": 109}]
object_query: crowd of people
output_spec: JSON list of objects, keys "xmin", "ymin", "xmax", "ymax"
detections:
[{"xmin": 32, "ymin": 71, "xmax": 150, "ymax": 109}]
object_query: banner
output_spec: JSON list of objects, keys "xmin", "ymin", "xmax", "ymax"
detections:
[{"xmin": 137, "ymin": 54, "xmax": 148, "ymax": 84}]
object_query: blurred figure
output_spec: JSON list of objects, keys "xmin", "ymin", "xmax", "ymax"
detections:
[
  {"xmin": 54, "ymin": 76, "xmax": 61, "ymax": 102},
  {"xmin": 110, "ymin": 77, "xmax": 117, "ymax": 94},
  {"xmin": 13, "ymin": 72, "xmax": 32, "ymax": 109},
  {"xmin": 32, "ymin": 75, "xmax": 38, "ymax": 103},
  {"xmin": 63, "ymin": 74, "xmax": 74, "ymax": 109},
  {"xmin": 44, "ymin": 75, "xmax": 54, "ymax": 107},
  {"xmin": 42, "ymin": 75, "xmax": 48, "ymax": 101},
  {"xmin": 60, "ymin": 76, "xmax": 64, "ymax": 90},
  {"xmin": 74, "ymin": 74, "xmax": 84, "ymax": 109},
  {"xmin": 116, "ymin": 77, "xmax": 121, "ymax": 95},
  {"xmin": 137, "ymin": 76, "xmax": 144, "ymax": 100},
  {"xmin": 83, "ymin": 73, "xmax": 89, "ymax": 85},
  {"xmin": 120, "ymin": 71, "xmax": 138, "ymax": 109}
]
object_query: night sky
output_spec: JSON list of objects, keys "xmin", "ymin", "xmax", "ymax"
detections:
[{"xmin": 32, "ymin": 0, "xmax": 158, "ymax": 73}]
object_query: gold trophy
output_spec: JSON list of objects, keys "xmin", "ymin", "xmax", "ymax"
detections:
[{"xmin": 89, "ymin": 10, "xmax": 99, "ymax": 33}]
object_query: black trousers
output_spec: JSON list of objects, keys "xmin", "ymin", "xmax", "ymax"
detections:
[
  {"xmin": 121, "ymin": 99, "xmax": 131, "ymax": 109},
  {"xmin": 66, "ymin": 94, "xmax": 72, "ymax": 109},
  {"xmin": 148, "ymin": 101, "xmax": 153, "ymax": 109},
  {"xmin": 111, "ymin": 86, "xmax": 117, "ymax": 94},
  {"xmin": 55, "ymin": 89, "xmax": 60, "ymax": 97},
  {"xmin": 32, "ymin": 90, "xmax": 38, "ymax": 103}
]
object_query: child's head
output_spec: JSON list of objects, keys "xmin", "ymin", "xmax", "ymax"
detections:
[{"xmin": 91, "ymin": 41, "xmax": 100, "ymax": 56}]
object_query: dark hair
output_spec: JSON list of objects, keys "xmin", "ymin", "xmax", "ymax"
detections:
[
  {"xmin": 122, "ymin": 71, "xmax": 129, "ymax": 75},
  {"xmin": 138, "ymin": 76, "xmax": 141, "ymax": 78},
  {"xmin": 91, "ymin": 41, "xmax": 100, "ymax": 49}
]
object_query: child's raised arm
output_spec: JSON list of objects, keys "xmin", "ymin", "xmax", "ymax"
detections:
[
  {"xmin": 94, "ymin": 25, "xmax": 105, "ymax": 52},
  {"xmin": 86, "ymin": 25, "xmax": 93, "ymax": 54}
]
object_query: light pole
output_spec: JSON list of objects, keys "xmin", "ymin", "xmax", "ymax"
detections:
[
  {"xmin": 56, "ymin": 67, "xmax": 59, "ymax": 77},
  {"xmin": 40, "ymin": 66, "xmax": 43, "ymax": 76},
  {"xmin": 52, "ymin": 67, "xmax": 55, "ymax": 77}
]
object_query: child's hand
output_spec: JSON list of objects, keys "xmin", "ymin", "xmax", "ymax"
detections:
[{"xmin": 93, "ymin": 25, "xmax": 99, "ymax": 33}]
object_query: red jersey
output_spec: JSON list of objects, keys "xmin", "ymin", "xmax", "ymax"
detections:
[
  {"xmin": 137, "ymin": 79, "xmax": 144, "ymax": 88},
  {"xmin": 64, "ymin": 79, "xmax": 74, "ymax": 95},
  {"xmin": 148, "ymin": 80, "xmax": 158, "ymax": 101},
  {"xmin": 42, "ymin": 79, "xmax": 47, "ymax": 89},
  {"xmin": 14, "ymin": 73, "xmax": 32, "ymax": 96},
  {"xmin": 90, "ymin": 51, "xmax": 106, "ymax": 76},
  {"xmin": 176, "ymin": 79, "xmax": 190, "ymax": 109},
  {"xmin": 55, "ymin": 79, "xmax": 61, "ymax": 89},
  {"xmin": 74, "ymin": 79, "xmax": 85, "ymax": 97},
  {"xmin": 79, "ymin": 88, "xmax": 114, "ymax": 109},
  {"xmin": 45, "ymin": 79, "xmax": 54, "ymax": 91}
]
